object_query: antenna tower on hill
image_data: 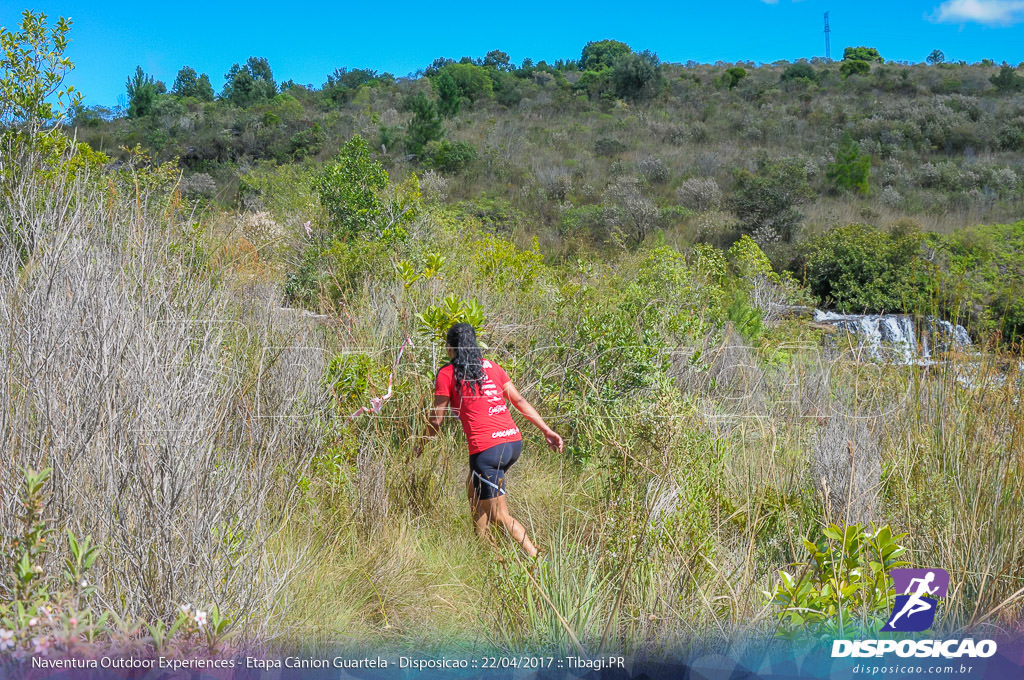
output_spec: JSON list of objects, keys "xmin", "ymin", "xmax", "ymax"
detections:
[{"xmin": 824, "ymin": 12, "xmax": 832, "ymax": 61}]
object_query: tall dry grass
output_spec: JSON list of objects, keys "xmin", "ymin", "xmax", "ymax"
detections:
[{"xmin": 0, "ymin": 139, "xmax": 326, "ymax": 633}]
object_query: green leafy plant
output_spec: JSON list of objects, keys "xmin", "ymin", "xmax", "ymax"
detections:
[
  {"xmin": 313, "ymin": 134, "xmax": 390, "ymax": 239},
  {"xmin": 396, "ymin": 252, "xmax": 446, "ymax": 288},
  {"xmin": 0, "ymin": 10, "xmax": 81, "ymax": 130},
  {"xmin": 768, "ymin": 523, "xmax": 908, "ymax": 638},
  {"xmin": 415, "ymin": 294, "xmax": 486, "ymax": 343}
]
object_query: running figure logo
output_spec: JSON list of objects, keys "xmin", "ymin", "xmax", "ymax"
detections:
[{"xmin": 881, "ymin": 568, "xmax": 949, "ymax": 632}]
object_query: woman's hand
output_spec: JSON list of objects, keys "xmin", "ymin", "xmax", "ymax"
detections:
[{"xmin": 544, "ymin": 429, "xmax": 564, "ymax": 453}]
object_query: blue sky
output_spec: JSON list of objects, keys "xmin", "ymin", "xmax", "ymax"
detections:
[{"xmin": 2, "ymin": 0, "xmax": 1022, "ymax": 106}]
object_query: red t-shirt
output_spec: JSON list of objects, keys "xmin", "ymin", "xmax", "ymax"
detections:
[{"xmin": 434, "ymin": 359, "xmax": 521, "ymax": 455}]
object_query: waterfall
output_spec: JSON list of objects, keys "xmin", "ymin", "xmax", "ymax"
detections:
[{"xmin": 813, "ymin": 310, "xmax": 971, "ymax": 364}]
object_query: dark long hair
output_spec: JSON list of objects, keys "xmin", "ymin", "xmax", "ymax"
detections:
[{"xmin": 446, "ymin": 323, "xmax": 486, "ymax": 395}]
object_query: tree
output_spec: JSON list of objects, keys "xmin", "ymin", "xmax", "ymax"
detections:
[
  {"xmin": 322, "ymin": 67, "xmax": 385, "ymax": 104},
  {"xmin": 990, "ymin": 64, "xmax": 1024, "ymax": 93},
  {"xmin": 927, "ymin": 49, "xmax": 945, "ymax": 65},
  {"xmin": 172, "ymin": 66, "xmax": 213, "ymax": 101},
  {"xmin": 840, "ymin": 46, "xmax": 881, "ymax": 79},
  {"xmin": 843, "ymin": 46, "xmax": 883, "ymax": 63},
  {"xmin": 434, "ymin": 70, "xmax": 461, "ymax": 117},
  {"xmin": 826, "ymin": 132, "xmax": 871, "ymax": 194},
  {"xmin": 611, "ymin": 50, "xmax": 663, "ymax": 102},
  {"xmin": 728, "ymin": 157, "xmax": 814, "ymax": 243},
  {"xmin": 424, "ymin": 56, "xmax": 455, "ymax": 77},
  {"xmin": 125, "ymin": 66, "xmax": 165, "ymax": 118},
  {"xmin": 222, "ymin": 56, "xmax": 276, "ymax": 106},
  {"xmin": 313, "ymin": 134, "xmax": 388, "ymax": 239},
  {"xmin": 580, "ymin": 39, "xmax": 632, "ymax": 71},
  {"xmin": 0, "ymin": 10, "xmax": 81, "ymax": 131},
  {"xmin": 438, "ymin": 63, "xmax": 492, "ymax": 102},
  {"xmin": 723, "ymin": 66, "xmax": 747, "ymax": 89},
  {"xmin": 404, "ymin": 92, "xmax": 444, "ymax": 156},
  {"xmin": 483, "ymin": 50, "xmax": 512, "ymax": 71},
  {"xmin": 839, "ymin": 59, "xmax": 871, "ymax": 78}
]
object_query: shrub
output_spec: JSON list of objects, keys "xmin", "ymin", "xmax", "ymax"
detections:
[
  {"xmin": 637, "ymin": 155, "xmax": 669, "ymax": 184},
  {"xmin": 768, "ymin": 524, "xmax": 907, "ymax": 638},
  {"xmin": 840, "ymin": 60, "xmax": 871, "ymax": 78},
  {"xmin": 559, "ymin": 204, "xmax": 607, "ymax": 240},
  {"xmin": 728, "ymin": 157, "xmax": 814, "ymax": 243},
  {"xmin": 604, "ymin": 176, "xmax": 658, "ymax": 245},
  {"xmin": 677, "ymin": 177, "xmax": 722, "ymax": 211},
  {"xmin": 797, "ymin": 222, "xmax": 927, "ymax": 312},
  {"xmin": 780, "ymin": 63, "xmax": 817, "ymax": 83},
  {"xmin": 593, "ymin": 136, "xmax": 626, "ymax": 157},
  {"xmin": 424, "ymin": 139, "xmax": 477, "ymax": 173},
  {"xmin": 723, "ymin": 67, "xmax": 747, "ymax": 89},
  {"xmin": 611, "ymin": 51, "xmax": 663, "ymax": 102},
  {"xmin": 843, "ymin": 46, "xmax": 883, "ymax": 63}
]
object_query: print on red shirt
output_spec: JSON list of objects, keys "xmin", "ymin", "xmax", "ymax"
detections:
[{"xmin": 434, "ymin": 359, "xmax": 521, "ymax": 454}]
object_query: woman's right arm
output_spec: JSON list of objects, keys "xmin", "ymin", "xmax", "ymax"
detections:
[
  {"xmin": 414, "ymin": 394, "xmax": 449, "ymax": 456},
  {"xmin": 504, "ymin": 381, "xmax": 563, "ymax": 453}
]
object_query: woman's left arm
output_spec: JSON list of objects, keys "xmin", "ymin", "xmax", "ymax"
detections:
[{"xmin": 504, "ymin": 381, "xmax": 563, "ymax": 453}]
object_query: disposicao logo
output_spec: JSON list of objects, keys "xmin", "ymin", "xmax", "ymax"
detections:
[
  {"xmin": 881, "ymin": 568, "xmax": 949, "ymax": 632},
  {"xmin": 831, "ymin": 567, "xmax": 998, "ymax": 659}
]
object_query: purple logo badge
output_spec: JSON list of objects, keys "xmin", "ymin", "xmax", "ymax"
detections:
[{"xmin": 881, "ymin": 568, "xmax": 950, "ymax": 632}]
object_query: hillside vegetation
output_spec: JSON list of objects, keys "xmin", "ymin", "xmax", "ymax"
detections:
[{"xmin": 2, "ymin": 12, "xmax": 1023, "ymax": 658}]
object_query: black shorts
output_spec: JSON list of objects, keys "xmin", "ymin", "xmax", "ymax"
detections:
[{"xmin": 469, "ymin": 440, "xmax": 522, "ymax": 500}]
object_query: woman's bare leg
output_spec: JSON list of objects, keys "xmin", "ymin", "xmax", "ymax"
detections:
[
  {"xmin": 475, "ymin": 495, "xmax": 538, "ymax": 558},
  {"xmin": 467, "ymin": 472, "xmax": 493, "ymax": 542}
]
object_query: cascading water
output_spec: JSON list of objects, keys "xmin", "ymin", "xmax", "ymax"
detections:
[{"xmin": 813, "ymin": 310, "xmax": 971, "ymax": 364}]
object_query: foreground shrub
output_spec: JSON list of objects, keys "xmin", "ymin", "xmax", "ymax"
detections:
[{"xmin": 769, "ymin": 524, "xmax": 907, "ymax": 638}]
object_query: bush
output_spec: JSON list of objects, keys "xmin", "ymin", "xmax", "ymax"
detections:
[
  {"xmin": 611, "ymin": 51, "xmax": 663, "ymax": 102},
  {"xmin": 843, "ymin": 46, "xmax": 883, "ymax": 63},
  {"xmin": 769, "ymin": 524, "xmax": 907, "ymax": 638},
  {"xmin": 840, "ymin": 60, "xmax": 871, "ymax": 78},
  {"xmin": 637, "ymin": 155, "xmax": 669, "ymax": 184},
  {"xmin": 424, "ymin": 139, "xmax": 477, "ymax": 173},
  {"xmin": 677, "ymin": 177, "xmax": 722, "ymax": 212},
  {"xmin": 728, "ymin": 157, "xmax": 814, "ymax": 244},
  {"xmin": 559, "ymin": 204, "xmax": 607, "ymax": 240},
  {"xmin": 797, "ymin": 222, "xmax": 927, "ymax": 312},
  {"xmin": 723, "ymin": 67, "xmax": 746, "ymax": 89},
  {"xmin": 404, "ymin": 92, "xmax": 444, "ymax": 157},
  {"xmin": 780, "ymin": 63, "xmax": 817, "ymax": 83},
  {"xmin": 594, "ymin": 136, "xmax": 626, "ymax": 157}
]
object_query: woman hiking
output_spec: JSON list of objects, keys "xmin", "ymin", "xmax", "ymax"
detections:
[{"xmin": 416, "ymin": 323, "xmax": 563, "ymax": 558}]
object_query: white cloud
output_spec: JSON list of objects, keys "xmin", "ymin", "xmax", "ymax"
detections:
[{"xmin": 932, "ymin": 0, "xmax": 1024, "ymax": 25}]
